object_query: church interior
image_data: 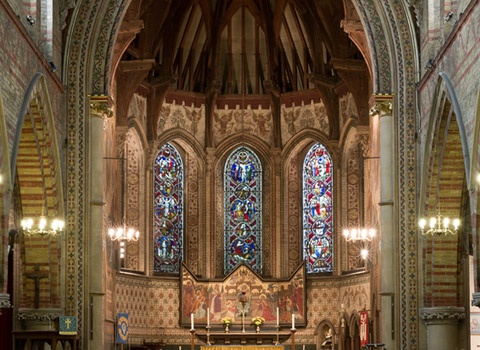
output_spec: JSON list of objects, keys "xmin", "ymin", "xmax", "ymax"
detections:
[{"xmin": 0, "ymin": 0, "xmax": 479, "ymax": 349}]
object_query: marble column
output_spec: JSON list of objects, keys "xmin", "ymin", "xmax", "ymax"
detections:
[
  {"xmin": 371, "ymin": 95, "xmax": 395, "ymax": 349},
  {"xmin": 89, "ymin": 96, "xmax": 111, "ymax": 350},
  {"xmin": 420, "ymin": 307, "xmax": 465, "ymax": 350}
]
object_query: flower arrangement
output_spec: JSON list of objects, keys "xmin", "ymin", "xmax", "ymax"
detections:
[
  {"xmin": 251, "ymin": 316, "xmax": 265, "ymax": 326},
  {"xmin": 221, "ymin": 317, "xmax": 233, "ymax": 326}
]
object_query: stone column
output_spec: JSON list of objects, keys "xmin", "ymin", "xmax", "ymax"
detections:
[
  {"xmin": 420, "ymin": 307, "xmax": 465, "ymax": 350},
  {"xmin": 371, "ymin": 95, "xmax": 395, "ymax": 349},
  {"xmin": 89, "ymin": 96, "xmax": 111, "ymax": 350}
]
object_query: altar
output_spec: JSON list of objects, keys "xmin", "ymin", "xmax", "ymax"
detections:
[
  {"xmin": 201, "ymin": 346, "xmax": 283, "ymax": 350},
  {"xmin": 196, "ymin": 330, "xmax": 291, "ymax": 345}
]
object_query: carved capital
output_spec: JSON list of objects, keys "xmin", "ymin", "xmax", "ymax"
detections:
[
  {"xmin": 420, "ymin": 307, "xmax": 465, "ymax": 325},
  {"xmin": 90, "ymin": 95, "xmax": 113, "ymax": 120},
  {"xmin": 0, "ymin": 293, "xmax": 11, "ymax": 314},
  {"xmin": 369, "ymin": 94, "xmax": 393, "ymax": 116}
]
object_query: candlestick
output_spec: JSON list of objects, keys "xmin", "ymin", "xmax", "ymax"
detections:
[
  {"xmin": 190, "ymin": 329, "xmax": 195, "ymax": 350},
  {"xmin": 191, "ymin": 313, "xmax": 194, "ymax": 330},
  {"xmin": 275, "ymin": 325, "xmax": 280, "ymax": 345},
  {"xmin": 207, "ymin": 307, "xmax": 210, "ymax": 327},
  {"xmin": 277, "ymin": 307, "xmax": 279, "ymax": 326},
  {"xmin": 206, "ymin": 325, "xmax": 211, "ymax": 345}
]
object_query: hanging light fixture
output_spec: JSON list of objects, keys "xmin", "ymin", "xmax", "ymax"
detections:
[
  {"xmin": 21, "ymin": 216, "xmax": 65, "ymax": 236},
  {"xmin": 342, "ymin": 228, "xmax": 376, "ymax": 242},
  {"xmin": 107, "ymin": 220, "xmax": 140, "ymax": 242},
  {"xmin": 360, "ymin": 248, "xmax": 369, "ymax": 260},
  {"xmin": 418, "ymin": 214, "xmax": 460, "ymax": 235}
]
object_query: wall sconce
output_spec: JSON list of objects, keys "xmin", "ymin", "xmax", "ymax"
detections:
[
  {"xmin": 342, "ymin": 228, "xmax": 376, "ymax": 242},
  {"xmin": 418, "ymin": 214, "xmax": 460, "ymax": 235},
  {"xmin": 21, "ymin": 216, "xmax": 65, "ymax": 236}
]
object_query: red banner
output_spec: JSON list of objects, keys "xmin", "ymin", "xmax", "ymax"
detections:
[{"xmin": 360, "ymin": 311, "xmax": 368, "ymax": 346}]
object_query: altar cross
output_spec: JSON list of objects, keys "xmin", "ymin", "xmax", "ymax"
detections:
[{"xmin": 25, "ymin": 264, "xmax": 48, "ymax": 309}]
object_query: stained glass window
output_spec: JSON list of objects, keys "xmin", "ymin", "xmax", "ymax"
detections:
[
  {"xmin": 153, "ymin": 143, "xmax": 183, "ymax": 273},
  {"xmin": 303, "ymin": 143, "xmax": 333, "ymax": 273},
  {"xmin": 224, "ymin": 146, "xmax": 262, "ymax": 274}
]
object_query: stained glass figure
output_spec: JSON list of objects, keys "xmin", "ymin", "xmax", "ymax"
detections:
[
  {"xmin": 153, "ymin": 143, "xmax": 183, "ymax": 273},
  {"xmin": 303, "ymin": 143, "xmax": 333, "ymax": 273},
  {"xmin": 224, "ymin": 146, "xmax": 262, "ymax": 274}
]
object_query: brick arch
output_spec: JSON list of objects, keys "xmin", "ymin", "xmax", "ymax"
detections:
[
  {"xmin": 419, "ymin": 73, "xmax": 469, "ymax": 308},
  {"xmin": 12, "ymin": 73, "xmax": 64, "ymax": 219},
  {"xmin": 0, "ymin": 93, "xmax": 10, "ymax": 293},
  {"xmin": 10, "ymin": 73, "xmax": 64, "ymax": 312}
]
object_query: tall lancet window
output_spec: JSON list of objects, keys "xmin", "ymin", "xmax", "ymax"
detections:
[
  {"xmin": 303, "ymin": 143, "xmax": 333, "ymax": 273},
  {"xmin": 224, "ymin": 146, "xmax": 262, "ymax": 274},
  {"xmin": 153, "ymin": 143, "xmax": 184, "ymax": 273}
]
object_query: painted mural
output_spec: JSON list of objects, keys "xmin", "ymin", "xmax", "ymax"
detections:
[{"xmin": 181, "ymin": 263, "xmax": 306, "ymax": 326}]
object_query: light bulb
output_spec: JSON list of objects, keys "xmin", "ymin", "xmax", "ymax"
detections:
[
  {"xmin": 27, "ymin": 218, "xmax": 33, "ymax": 230},
  {"xmin": 369, "ymin": 229, "xmax": 376, "ymax": 238},
  {"xmin": 360, "ymin": 249, "xmax": 368, "ymax": 260},
  {"xmin": 351, "ymin": 229, "xmax": 358, "ymax": 239},
  {"xmin": 429, "ymin": 217, "xmax": 436, "ymax": 229},
  {"xmin": 39, "ymin": 217, "xmax": 46, "ymax": 230},
  {"xmin": 453, "ymin": 219, "xmax": 460, "ymax": 230},
  {"xmin": 135, "ymin": 231, "xmax": 140, "ymax": 239},
  {"xmin": 443, "ymin": 217, "xmax": 450, "ymax": 228},
  {"xmin": 127, "ymin": 228, "xmax": 134, "ymax": 240},
  {"xmin": 343, "ymin": 229, "xmax": 349, "ymax": 238},
  {"xmin": 419, "ymin": 218, "xmax": 426, "ymax": 230},
  {"xmin": 108, "ymin": 228, "xmax": 115, "ymax": 238},
  {"xmin": 361, "ymin": 229, "xmax": 367, "ymax": 239}
]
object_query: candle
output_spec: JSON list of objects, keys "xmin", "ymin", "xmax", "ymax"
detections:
[
  {"xmin": 207, "ymin": 307, "xmax": 210, "ymax": 327},
  {"xmin": 303, "ymin": 345, "xmax": 305, "ymax": 350},
  {"xmin": 180, "ymin": 347, "xmax": 182, "ymax": 350},
  {"xmin": 292, "ymin": 313, "xmax": 295, "ymax": 329},
  {"xmin": 191, "ymin": 313, "xmax": 194, "ymax": 330},
  {"xmin": 276, "ymin": 307, "xmax": 279, "ymax": 326}
]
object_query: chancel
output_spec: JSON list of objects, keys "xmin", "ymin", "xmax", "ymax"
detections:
[{"xmin": 0, "ymin": 0, "xmax": 479, "ymax": 350}]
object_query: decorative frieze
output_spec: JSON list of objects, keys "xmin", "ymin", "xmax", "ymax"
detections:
[{"xmin": 420, "ymin": 306, "xmax": 465, "ymax": 325}]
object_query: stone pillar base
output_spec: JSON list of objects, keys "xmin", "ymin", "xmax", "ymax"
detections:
[{"xmin": 420, "ymin": 306, "xmax": 465, "ymax": 350}]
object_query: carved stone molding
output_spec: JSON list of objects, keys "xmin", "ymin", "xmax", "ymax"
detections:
[
  {"xmin": 0, "ymin": 293, "xmax": 11, "ymax": 314},
  {"xmin": 357, "ymin": 126, "xmax": 369, "ymax": 158},
  {"xmin": 18, "ymin": 308, "xmax": 63, "ymax": 330},
  {"xmin": 420, "ymin": 307, "xmax": 465, "ymax": 325}
]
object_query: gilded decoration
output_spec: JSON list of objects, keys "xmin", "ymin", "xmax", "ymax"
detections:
[{"xmin": 180, "ymin": 263, "xmax": 306, "ymax": 327}]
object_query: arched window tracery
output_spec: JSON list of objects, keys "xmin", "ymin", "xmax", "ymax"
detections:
[
  {"xmin": 224, "ymin": 146, "xmax": 262, "ymax": 274},
  {"xmin": 153, "ymin": 143, "xmax": 184, "ymax": 273},
  {"xmin": 303, "ymin": 143, "xmax": 333, "ymax": 273}
]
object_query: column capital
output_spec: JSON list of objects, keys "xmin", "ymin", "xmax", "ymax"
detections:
[
  {"xmin": 89, "ymin": 95, "xmax": 113, "ymax": 120},
  {"xmin": 369, "ymin": 94, "xmax": 394, "ymax": 116},
  {"xmin": 0, "ymin": 293, "xmax": 11, "ymax": 312},
  {"xmin": 420, "ymin": 306, "xmax": 465, "ymax": 325}
]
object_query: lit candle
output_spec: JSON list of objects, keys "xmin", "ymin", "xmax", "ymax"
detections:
[
  {"xmin": 207, "ymin": 307, "xmax": 210, "ymax": 327},
  {"xmin": 191, "ymin": 313, "xmax": 194, "ymax": 330},
  {"xmin": 292, "ymin": 314, "xmax": 295, "ymax": 329},
  {"xmin": 276, "ymin": 307, "xmax": 279, "ymax": 326}
]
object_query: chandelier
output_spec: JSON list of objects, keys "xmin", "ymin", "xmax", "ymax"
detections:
[
  {"xmin": 107, "ymin": 223, "xmax": 140, "ymax": 242},
  {"xmin": 21, "ymin": 217, "xmax": 65, "ymax": 236},
  {"xmin": 342, "ymin": 228, "xmax": 376, "ymax": 242},
  {"xmin": 418, "ymin": 214, "xmax": 460, "ymax": 235}
]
